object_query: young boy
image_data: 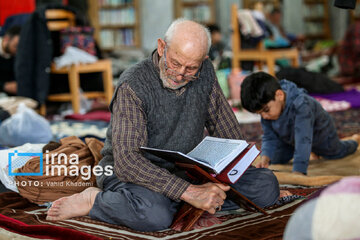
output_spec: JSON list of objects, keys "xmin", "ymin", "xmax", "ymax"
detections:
[{"xmin": 240, "ymin": 72, "xmax": 359, "ymax": 174}]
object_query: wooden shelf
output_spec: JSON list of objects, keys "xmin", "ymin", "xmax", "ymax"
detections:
[
  {"xmin": 99, "ymin": 3, "xmax": 133, "ymax": 9},
  {"xmin": 174, "ymin": 0, "xmax": 215, "ymax": 25},
  {"xmin": 304, "ymin": 0, "xmax": 324, "ymax": 4},
  {"xmin": 101, "ymin": 45, "xmax": 138, "ymax": 51},
  {"xmin": 182, "ymin": 1, "xmax": 211, "ymax": 7},
  {"xmin": 305, "ymin": 33, "xmax": 328, "ymax": 39},
  {"xmin": 243, "ymin": 0, "xmax": 280, "ymax": 9},
  {"xmin": 303, "ymin": 0, "xmax": 330, "ymax": 40},
  {"xmin": 304, "ymin": 17, "xmax": 328, "ymax": 21},
  {"xmin": 87, "ymin": 0, "xmax": 141, "ymax": 51},
  {"xmin": 99, "ymin": 24, "xmax": 136, "ymax": 29}
]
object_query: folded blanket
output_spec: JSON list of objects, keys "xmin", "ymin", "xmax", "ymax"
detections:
[
  {"xmin": 16, "ymin": 136, "xmax": 104, "ymax": 204},
  {"xmin": 311, "ymin": 88, "xmax": 360, "ymax": 108}
]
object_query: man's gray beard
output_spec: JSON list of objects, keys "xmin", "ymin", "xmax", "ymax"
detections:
[{"xmin": 159, "ymin": 57, "xmax": 186, "ymax": 90}]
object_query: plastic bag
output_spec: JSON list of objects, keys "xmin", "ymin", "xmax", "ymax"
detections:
[{"xmin": 0, "ymin": 103, "xmax": 52, "ymax": 147}]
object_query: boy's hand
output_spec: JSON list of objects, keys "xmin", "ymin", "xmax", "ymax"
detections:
[{"xmin": 256, "ymin": 156, "xmax": 270, "ymax": 168}]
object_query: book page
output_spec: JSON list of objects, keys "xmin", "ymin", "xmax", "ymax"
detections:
[{"xmin": 187, "ymin": 137, "xmax": 247, "ymax": 168}]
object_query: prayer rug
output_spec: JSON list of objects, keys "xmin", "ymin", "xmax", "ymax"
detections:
[{"xmin": 0, "ymin": 187, "xmax": 319, "ymax": 240}]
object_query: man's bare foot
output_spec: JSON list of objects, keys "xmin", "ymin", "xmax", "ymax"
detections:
[
  {"xmin": 280, "ymin": 190, "xmax": 292, "ymax": 198},
  {"xmin": 350, "ymin": 134, "xmax": 360, "ymax": 145},
  {"xmin": 309, "ymin": 152, "xmax": 320, "ymax": 161},
  {"xmin": 46, "ymin": 187, "xmax": 101, "ymax": 221}
]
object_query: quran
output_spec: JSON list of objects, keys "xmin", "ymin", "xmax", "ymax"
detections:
[{"xmin": 140, "ymin": 136, "xmax": 257, "ymax": 178}]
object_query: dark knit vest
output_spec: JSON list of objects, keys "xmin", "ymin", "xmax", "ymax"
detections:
[{"xmin": 97, "ymin": 53, "xmax": 215, "ymax": 187}]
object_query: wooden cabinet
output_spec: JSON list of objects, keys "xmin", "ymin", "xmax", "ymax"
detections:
[
  {"xmin": 88, "ymin": 0, "xmax": 140, "ymax": 51},
  {"xmin": 303, "ymin": 0, "xmax": 330, "ymax": 40},
  {"xmin": 243, "ymin": 0, "xmax": 280, "ymax": 10},
  {"xmin": 174, "ymin": 0, "xmax": 215, "ymax": 25}
]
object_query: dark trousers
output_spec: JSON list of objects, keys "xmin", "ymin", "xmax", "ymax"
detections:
[
  {"xmin": 89, "ymin": 167, "xmax": 279, "ymax": 232},
  {"xmin": 271, "ymin": 139, "xmax": 358, "ymax": 164}
]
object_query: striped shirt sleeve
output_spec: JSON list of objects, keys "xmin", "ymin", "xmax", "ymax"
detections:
[{"xmin": 111, "ymin": 83, "xmax": 190, "ymax": 200}]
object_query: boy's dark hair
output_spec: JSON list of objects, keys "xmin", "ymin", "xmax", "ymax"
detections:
[
  {"xmin": 5, "ymin": 25, "xmax": 22, "ymax": 39},
  {"xmin": 241, "ymin": 72, "xmax": 281, "ymax": 112}
]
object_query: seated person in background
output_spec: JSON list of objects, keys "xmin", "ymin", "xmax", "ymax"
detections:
[
  {"xmin": 46, "ymin": 19, "xmax": 280, "ymax": 231},
  {"xmin": 207, "ymin": 24, "xmax": 231, "ymax": 70},
  {"xmin": 241, "ymin": 72, "xmax": 360, "ymax": 175},
  {"xmin": 0, "ymin": 26, "xmax": 21, "ymax": 95},
  {"xmin": 264, "ymin": 8, "xmax": 304, "ymax": 49},
  {"xmin": 208, "ymin": 24, "xmax": 224, "ymax": 61}
]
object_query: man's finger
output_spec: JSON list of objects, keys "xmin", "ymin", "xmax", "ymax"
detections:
[
  {"xmin": 215, "ymin": 183, "xmax": 230, "ymax": 191},
  {"xmin": 207, "ymin": 208, "xmax": 216, "ymax": 215}
]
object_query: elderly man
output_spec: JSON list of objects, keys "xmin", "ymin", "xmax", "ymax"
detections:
[
  {"xmin": 46, "ymin": 19, "xmax": 279, "ymax": 231},
  {"xmin": 0, "ymin": 25, "xmax": 21, "ymax": 95}
]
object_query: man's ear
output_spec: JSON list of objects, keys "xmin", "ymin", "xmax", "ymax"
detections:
[
  {"xmin": 157, "ymin": 38, "xmax": 166, "ymax": 57},
  {"xmin": 275, "ymin": 89, "xmax": 285, "ymax": 101}
]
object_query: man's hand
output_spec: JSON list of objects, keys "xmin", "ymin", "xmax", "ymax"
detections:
[
  {"xmin": 4, "ymin": 81, "xmax": 17, "ymax": 94},
  {"xmin": 255, "ymin": 155, "xmax": 270, "ymax": 168},
  {"xmin": 180, "ymin": 182, "xmax": 230, "ymax": 214}
]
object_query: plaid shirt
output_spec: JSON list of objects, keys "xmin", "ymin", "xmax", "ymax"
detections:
[
  {"xmin": 111, "ymin": 57, "xmax": 244, "ymax": 200},
  {"xmin": 339, "ymin": 22, "xmax": 360, "ymax": 76}
]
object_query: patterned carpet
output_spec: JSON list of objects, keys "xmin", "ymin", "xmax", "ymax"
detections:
[{"xmin": 239, "ymin": 108, "xmax": 360, "ymax": 146}]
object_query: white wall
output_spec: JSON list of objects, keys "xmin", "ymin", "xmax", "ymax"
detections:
[
  {"xmin": 140, "ymin": 0, "xmax": 174, "ymax": 53},
  {"xmin": 216, "ymin": 0, "xmax": 241, "ymax": 45},
  {"xmin": 283, "ymin": 0, "xmax": 304, "ymax": 35},
  {"xmin": 329, "ymin": 4, "xmax": 349, "ymax": 41}
]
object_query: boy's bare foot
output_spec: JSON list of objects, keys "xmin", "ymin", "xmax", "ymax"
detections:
[
  {"xmin": 309, "ymin": 152, "xmax": 320, "ymax": 161},
  {"xmin": 46, "ymin": 187, "xmax": 101, "ymax": 221},
  {"xmin": 350, "ymin": 134, "xmax": 360, "ymax": 145},
  {"xmin": 280, "ymin": 190, "xmax": 292, "ymax": 198}
]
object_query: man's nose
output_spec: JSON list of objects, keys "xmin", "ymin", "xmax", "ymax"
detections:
[
  {"xmin": 176, "ymin": 67, "xmax": 186, "ymax": 81},
  {"xmin": 176, "ymin": 75, "xmax": 184, "ymax": 81}
]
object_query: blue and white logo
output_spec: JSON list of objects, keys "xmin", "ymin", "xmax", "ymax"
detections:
[{"xmin": 8, "ymin": 150, "xmax": 43, "ymax": 176}]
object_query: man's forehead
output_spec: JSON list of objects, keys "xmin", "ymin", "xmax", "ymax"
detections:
[{"xmin": 167, "ymin": 41, "xmax": 205, "ymax": 64}]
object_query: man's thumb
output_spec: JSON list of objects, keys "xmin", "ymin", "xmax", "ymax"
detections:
[{"xmin": 216, "ymin": 183, "xmax": 230, "ymax": 191}]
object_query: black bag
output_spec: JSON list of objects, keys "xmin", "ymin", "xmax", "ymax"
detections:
[{"xmin": 276, "ymin": 67, "xmax": 344, "ymax": 94}]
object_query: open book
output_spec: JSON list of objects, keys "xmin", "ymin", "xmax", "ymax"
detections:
[{"xmin": 140, "ymin": 136, "xmax": 249, "ymax": 174}]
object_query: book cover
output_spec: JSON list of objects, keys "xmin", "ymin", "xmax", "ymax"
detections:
[{"xmin": 215, "ymin": 143, "xmax": 260, "ymax": 184}]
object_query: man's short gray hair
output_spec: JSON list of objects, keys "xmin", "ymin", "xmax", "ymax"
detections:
[{"xmin": 164, "ymin": 18, "xmax": 212, "ymax": 55}]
